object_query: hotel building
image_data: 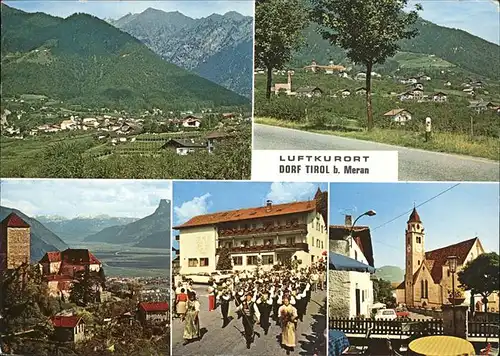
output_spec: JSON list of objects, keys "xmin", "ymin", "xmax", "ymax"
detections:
[{"xmin": 174, "ymin": 189, "xmax": 328, "ymax": 274}]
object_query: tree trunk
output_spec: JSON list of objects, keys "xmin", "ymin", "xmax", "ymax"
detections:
[
  {"xmin": 266, "ymin": 66, "xmax": 273, "ymax": 100},
  {"xmin": 365, "ymin": 62, "xmax": 374, "ymax": 131}
]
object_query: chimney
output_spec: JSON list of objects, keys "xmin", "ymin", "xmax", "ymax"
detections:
[
  {"xmin": 345, "ymin": 215, "xmax": 352, "ymax": 227},
  {"xmin": 266, "ymin": 200, "xmax": 272, "ymax": 212}
]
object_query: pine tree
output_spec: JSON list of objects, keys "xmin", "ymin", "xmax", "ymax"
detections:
[{"xmin": 216, "ymin": 247, "xmax": 233, "ymax": 270}]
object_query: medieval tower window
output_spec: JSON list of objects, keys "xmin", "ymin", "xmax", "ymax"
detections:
[
  {"xmin": 418, "ymin": 260, "xmax": 420, "ymax": 265},
  {"xmin": 416, "ymin": 236, "xmax": 421, "ymax": 243}
]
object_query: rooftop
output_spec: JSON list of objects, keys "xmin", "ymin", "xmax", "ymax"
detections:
[
  {"xmin": 138, "ymin": 302, "xmax": 169, "ymax": 312},
  {"xmin": 174, "ymin": 200, "xmax": 316, "ymax": 229},
  {"xmin": 1, "ymin": 212, "xmax": 30, "ymax": 228}
]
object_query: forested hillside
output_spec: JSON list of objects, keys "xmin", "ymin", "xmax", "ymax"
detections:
[
  {"xmin": 292, "ymin": 18, "xmax": 499, "ymax": 80},
  {"xmin": 0, "ymin": 4, "xmax": 249, "ymax": 110}
]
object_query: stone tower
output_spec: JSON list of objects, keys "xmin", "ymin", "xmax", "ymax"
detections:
[
  {"xmin": 0, "ymin": 213, "xmax": 31, "ymax": 271},
  {"xmin": 404, "ymin": 207, "xmax": 425, "ymax": 307}
]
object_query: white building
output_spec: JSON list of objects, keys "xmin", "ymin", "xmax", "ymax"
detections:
[
  {"xmin": 174, "ymin": 190, "xmax": 328, "ymax": 275},
  {"xmin": 383, "ymin": 109, "xmax": 412, "ymax": 124},
  {"xmin": 329, "ymin": 216, "xmax": 375, "ymax": 318}
]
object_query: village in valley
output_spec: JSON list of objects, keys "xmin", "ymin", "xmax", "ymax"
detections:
[
  {"xmin": 0, "ymin": 2, "xmax": 253, "ymax": 180},
  {"xmin": 0, "ymin": 95, "xmax": 251, "ymax": 178},
  {"xmin": 255, "ymin": 59, "xmax": 499, "ymax": 126},
  {"xmin": 0, "ymin": 180, "xmax": 172, "ymax": 355},
  {"xmin": 327, "ymin": 182, "xmax": 500, "ymax": 356},
  {"xmin": 253, "ymin": 0, "xmax": 500, "ymax": 168}
]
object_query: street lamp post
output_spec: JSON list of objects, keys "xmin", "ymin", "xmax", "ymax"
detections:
[
  {"xmin": 348, "ymin": 210, "xmax": 377, "ymax": 248},
  {"xmin": 448, "ymin": 255, "xmax": 458, "ymax": 336}
]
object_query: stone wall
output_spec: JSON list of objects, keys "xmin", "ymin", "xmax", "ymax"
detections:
[
  {"xmin": 329, "ymin": 270, "xmax": 350, "ymax": 318},
  {"xmin": 329, "ymin": 239, "xmax": 352, "ymax": 318},
  {"xmin": 6, "ymin": 227, "xmax": 30, "ymax": 269}
]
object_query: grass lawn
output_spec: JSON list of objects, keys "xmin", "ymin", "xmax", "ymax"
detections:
[{"xmin": 255, "ymin": 117, "xmax": 499, "ymax": 161}]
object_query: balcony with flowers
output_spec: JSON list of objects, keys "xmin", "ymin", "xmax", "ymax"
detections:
[
  {"xmin": 216, "ymin": 241, "xmax": 309, "ymax": 255},
  {"xmin": 217, "ymin": 221, "xmax": 307, "ymax": 239}
]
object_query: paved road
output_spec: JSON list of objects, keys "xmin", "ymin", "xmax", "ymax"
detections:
[
  {"xmin": 253, "ymin": 124, "xmax": 499, "ymax": 181},
  {"xmin": 172, "ymin": 287, "xmax": 327, "ymax": 356}
]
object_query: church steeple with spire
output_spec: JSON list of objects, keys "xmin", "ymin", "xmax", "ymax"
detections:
[{"xmin": 404, "ymin": 207, "xmax": 425, "ymax": 306}]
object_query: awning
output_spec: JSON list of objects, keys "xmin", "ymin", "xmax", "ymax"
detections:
[{"xmin": 328, "ymin": 252, "xmax": 376, "ymax": 273}]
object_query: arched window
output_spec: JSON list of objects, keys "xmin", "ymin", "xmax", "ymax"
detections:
[
  {"xmin": 420, "ymin": 280, "xmax": 424, "ymax": 299},
  {"xmin": 416, "ymin": 236, "xmax": 421, "ymax": 243},
  {"xmin": 424, "ymin": 280, "xmax": 429, "ymax": 299}
]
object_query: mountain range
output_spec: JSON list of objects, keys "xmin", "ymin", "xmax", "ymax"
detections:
[
  {"xmin": 293, "ymin": 18, "xmax": 500, "ymax": 80},
  {"xmin": 84, "ymin": 199, "xmax": 171, "ymax": 249},
  {"xmin": 0, "ymin": 206, "xmax": 69, "ymax": 261},
  {"xmin": 36, "ymin": 215, "xmax": 138, "ymax": 242},
  {"xmin": 0, "ymin": 4, "xmax": 248, "ymax": 110},
  {"xmin": 109, "ymin": 8, "xmax": 253, "ymax": 98}
]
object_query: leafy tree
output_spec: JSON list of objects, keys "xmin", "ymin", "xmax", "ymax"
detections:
[
  {"xmin": 69, "ymin": 267, "xmax": 103, "ymax": 307},
  {"xmin": 255, "ymin": 0, "xmax": 309, "ymax": 99},
  {"xmin": 310, "ymin": 0, "xmax": 421, "ymax": 130},
  {"xmin": 458, "ymin": 252, "xmax": 500, "ymax": 313},
  {"xmin": 373, "ymin": 278, "xmax": 397, "ymax": 308},
  {"xmin": 0, "ymin": 263, "xmax": 55, "ymax": 352},
  {"xmin": 216, "ymin": 247, "xmax": 233, "ymax": 270}
]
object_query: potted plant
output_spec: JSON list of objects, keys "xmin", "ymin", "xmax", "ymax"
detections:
[{"xmin": 448, "ymin": 287, "xmax": 466, "ymax": 305}]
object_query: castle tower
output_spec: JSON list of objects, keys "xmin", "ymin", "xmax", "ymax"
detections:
[
  {"xmin": 0, "ymin": 213, "xmax": 31, "ymax": 271},
  {"xmin": 404, "ymin": 207, "xmax": 425, "ymax": 307}
]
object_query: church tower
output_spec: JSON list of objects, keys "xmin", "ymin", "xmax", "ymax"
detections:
[{"xmin": 404, "ymin": 207, "xmax": 425, "ymax": 307}]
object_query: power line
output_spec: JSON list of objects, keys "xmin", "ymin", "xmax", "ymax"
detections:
[
  {"xmin": 372, "ymin": 183, "xmax": 461, "ymax": 232},
  {"xmin": 370, "ymin": 183, "xmax": 461, "ymax": 251}
]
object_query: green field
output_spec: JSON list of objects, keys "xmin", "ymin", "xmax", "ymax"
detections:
[
  {"xmin": 392, "ymin": 52, "xmax": 456, "ymax": 69},
  {"xmin": 0, "ymin": 125, "xmax": 252, "ymax": 179}
]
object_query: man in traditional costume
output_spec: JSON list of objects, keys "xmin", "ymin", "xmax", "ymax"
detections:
[
  {"xmin": 236, "ymin": 290, "xmax": 261, "ymax": 349},
  {"xmin": 278, "ymin": 295, "xmax": 298, "ymax": 355},
  {"xmin": 217, "ymin": 283, "xmax": 232, "ymax": 327},
  {"xmin": 256, "ymin": 287, "xmax": 273, "ymax": 335}
]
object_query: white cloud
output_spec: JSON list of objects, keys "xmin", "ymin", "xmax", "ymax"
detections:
[
  {"xmin": 0, "ymin": 179, "xmax": 172, "ymax": 218},
  {"xmin": 265, "ymin": 182, "xmax": 317, "ymax": 204},
  {"xmin": 174, "ymin": 193, "xmax": 212, "ymax": 225}
]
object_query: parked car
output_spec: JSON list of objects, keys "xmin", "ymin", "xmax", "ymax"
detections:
[
  {"xmin": 396, "ymin": 307, "xmax": 410, "ymax": 318},
  {"xmin": 375, "ymin": 308, "xmax": 398, "ymax": 320},
  {"xmin": 183, "ymin": 271, "xmax": 231, "ymax": 284}
]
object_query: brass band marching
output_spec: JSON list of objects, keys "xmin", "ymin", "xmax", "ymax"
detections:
[{"xmin": 173, "ymin": 260, "xmax": 326, "ymax": 354}]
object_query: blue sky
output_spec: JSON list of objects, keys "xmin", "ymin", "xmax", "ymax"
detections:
[
  {"xmin": 5, "ymin": 1, "xmax": 254, "ymax": 19},
  {"xmin": 330, "ymin": 183, "xmax": 500, "ymax": 269},
  {"xmin": 0, "ymin": 179, "xmax": 172, "ymax": 218},
  {"xmin": 172, "ymin": 181, "xmax": 327, "ymax": 249},
  {"xmin": 408, "ymin": 0, "xmax": 499, "ymax": 44}
]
